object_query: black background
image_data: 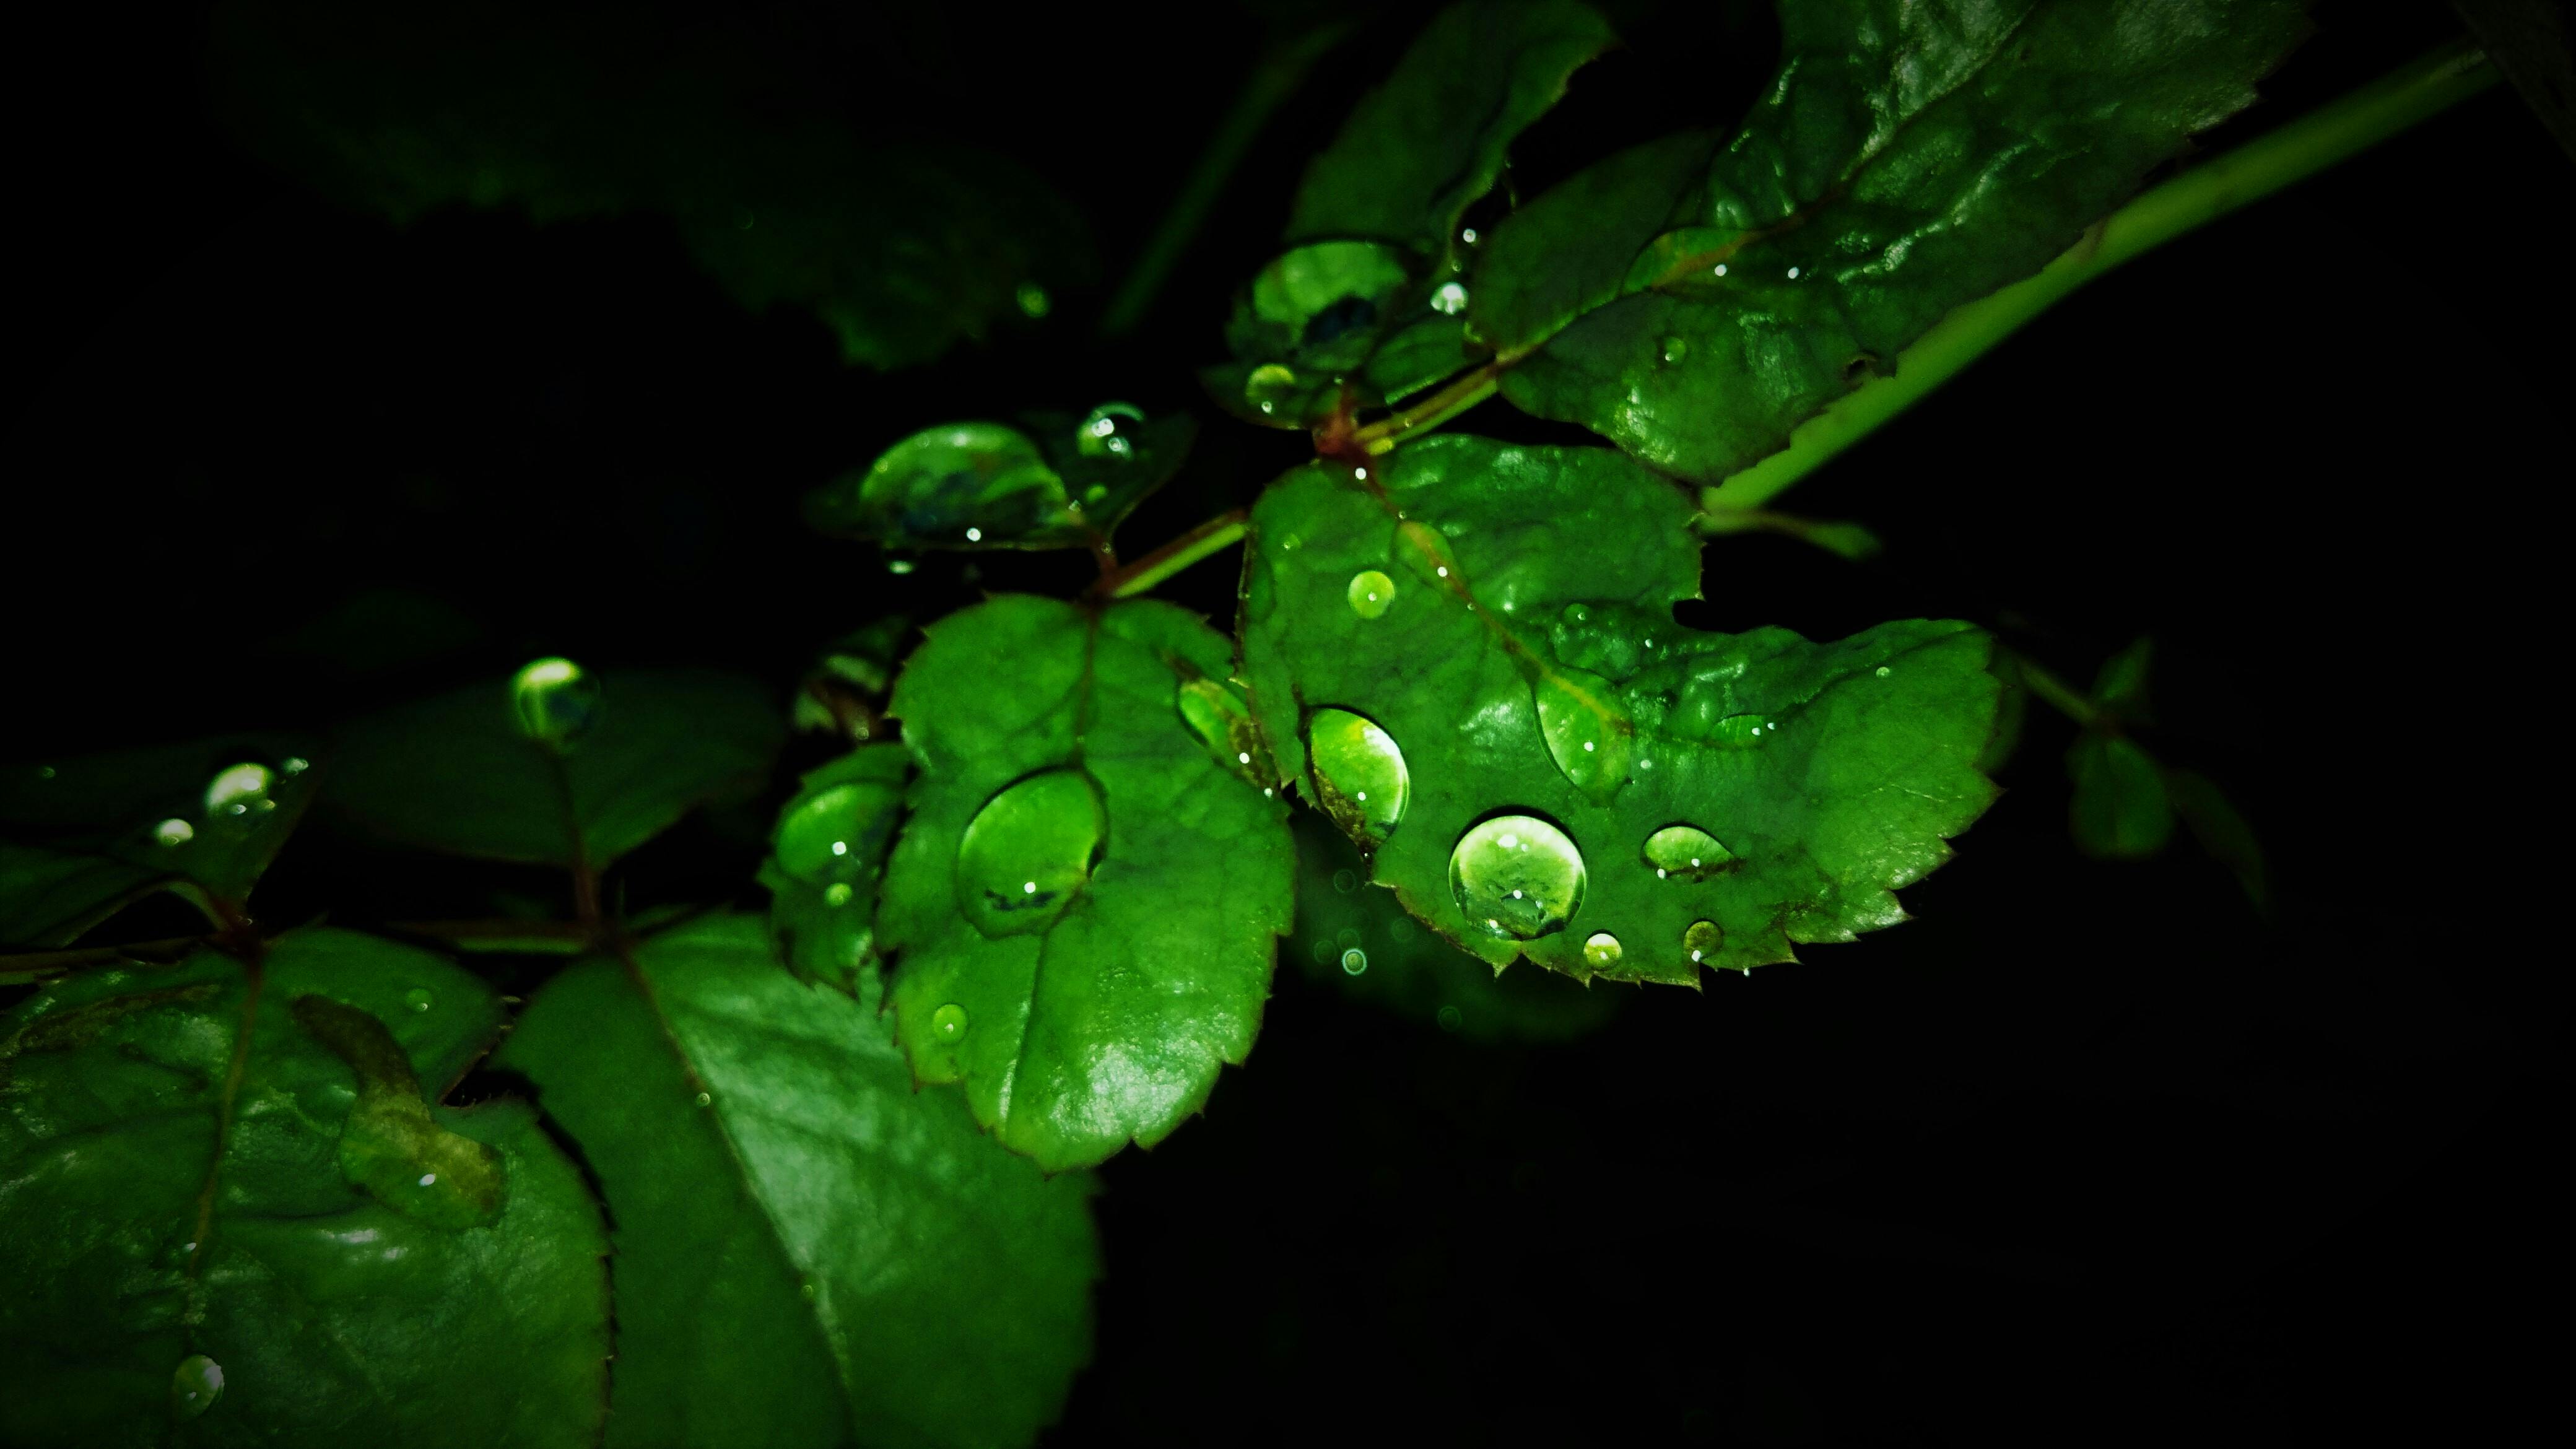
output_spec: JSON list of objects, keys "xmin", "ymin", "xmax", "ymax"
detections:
[{"xmin": 5, "ymin": 1, "xmax": 2564, "ymax": 1442}]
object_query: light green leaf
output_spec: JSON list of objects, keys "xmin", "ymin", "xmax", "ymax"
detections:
[
  {"xmin": 2066, "ymin": 731, "xmax": 2176, "ymax": 858},
  {"xmin": 1238, "ymin": 437, "xmax": 2001, "ymax": 982},
  {"xmin": 806, "ymin": 409, "xmax": 1194, "ymax": 552},
  {"xmin": 878, "ymin": 596, "xmax": 1296, "ymax": 1169},
  {"xmin": 496, "ymin": 914, "xmax": 1097, "ymax": 1449},
  {"xmin": 0, "ymin": 929, "xmax": 607, "ymax": 1447},
  {"xmin": 759, "ymin": 743, "xmax": 910, "ymax": 992},
  {"xmin": 1487, "ymin": 0, "xmax": 2310, "ymax": 479},
  {"xmin": 326, "ymin": 668, "xmax": 783, "ymax": 867}
]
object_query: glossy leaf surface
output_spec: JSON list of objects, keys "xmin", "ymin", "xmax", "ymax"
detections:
[
  {"xmin": 0, "ymin": 931, "xmax": 607, "ymax": 1447},
  {"xmin": 806, "ymin": 410, "xmax": 1194, "ymax": 552},
  {"xmin": 759, "ymin": 744, "xmax": 910, "ymax": 992},
  {"xmin": 1484, "ymin": 0, "xmax": 2310, "ymax": 480},
  {"xmin": 327, "ymin": 668, "xmax": 783, "ymax": 867},
  {"xmin": 497, "ymin": 915, "xmax": 1097, "ymax": 1449},
  {"xmin": 1238, "ymin": 437, "xmax": 2000, "ymax": 982},
  {"xmin": 878, "ymin": 596, "xmax": 1295, "ymax": 1169}
]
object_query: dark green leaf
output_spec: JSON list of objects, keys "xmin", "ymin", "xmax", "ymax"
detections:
[
  {"xmin": 2091, "ymin": 635, "xmax": 2156, "ymax": 717},
  {"xmin": 2066, "ymin": 731, "xmax": 2175, "ymax": 858},
  {"xmin": 759, "ymin": 744, "xmax": 910, "ymax": 992},
  {"xmin": 0, "ymin": 930, "xmax": 607, "ymax": 1447},
  {"xmin": 326, "ymin": 668, "xmax": 783, "ymax": 867},
  {"xmin": 1238, "ymin": 437, "xmax": 2001, "ymax": 982},
  {"xmin": 806, "ymin": 410, "xmax": 1194, "ymax": 552},
  {"xmin": 496, "ymin": 915, "xmax": 1097, "ymax": 1449},
  {"xmin": 1292, "ymin": 811, "xmax": 1622, "ymax": 1041},
  {"xmin": 1466, "ymin": 128, "xmax": 1720, "ymax": 356},
  {"xmin": 877, "ymin": 596, "xmax": 1296, "ymax": 1168},
  {"xmin": 1489, "ymin": 0, "xmax": 2310, "ymax": 479},
  {"xmin": 1205, "ymin": 240, "xmax": 1473, "ymax": 432},
  {"xmin": 2167, "ymin": 766, "xmax": 2268, "ymax": 906}
]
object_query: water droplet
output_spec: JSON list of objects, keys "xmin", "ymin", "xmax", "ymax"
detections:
[
  {"xmin": 1709, "ymin": 713, "xmax": 1772, "ymax": 749},
  {"xmin": 1436, "ymin": 1004, "xmax": 1463, "ymax": 1031},
  {"xmin": 931, "ymin": 1003, "xmax": 968, "ymax": 1042},
  {"xmin": 1785, "ymin": 266, "xmax": 1801, "ymax": 279},
  {"xmin": 417, "ymin": 1172, "xmax": 437, "ymax": 1187},
  {"xmin": 1449, "ymin": 816, "xmax": 1586, "ymax": 940},
  {"xmin": 823, "ymin": 882, "xmax": 855, "ymax": 908},
  {"xmin": 1660, "ymin": 335, "xmax": 1689, "ymax": 365},
  {"xmin": 964, "ymin": 526, "xmax": 984, "ymax": 542},
  {"xmin": 1016, "ymin": 281, "xmax": 1051, "ymax": 318},
  {"xmin": 801, "ymin": 1280, "xmax": 818, "ymax": 1301},
  {"xmin": 1332, "ymin": 868, "xmax": 1358, "ymax": 894},
  {"xmin": 777, "ymin": 781, "xmax": 902, "ymax": 884},
  {"xmin": 1459, "ymin": 227, "xmax": 1479, "ymax": 245},
  {"xmin": 1430, "ymin": 281, "xmax": 1469, "ymax": 315},
  {"xmin": 888, "ymin": 558, "xmax": 916, "ymax": 575},
  {"xmin": 955, "ymin": 768, "xmax": 1107, "ymax": 938},
  {"xmin": 1583, "ymin": 932, "xmax": 1622, "ymax": 968},
  {"xmin": 1307, "ymin": 709, "xmax": 1409, "ymax": 846},
  {"xmin": 1533, "ymin": 669, "xmax": 1632, "ymax": 801},
  {"xmin": 155, "ymin": 819, "xmax": 194, "ymax": 848},
  {"xmin": 1244, "ymin": 363, "xmax": 1301, "ymax": 412},
  {"xmin": 1176, "ymin": 677, "xmax": 1264, "ymax": 781},
  {"xmin": 1713, "ymin": 263, "xmax": 1728, "ymax": 277},
  {"xmin": 1077, "ymin": 402, "xmax": 1147, "ymax": 460},
  {"xmin": 511, "ymin": 656, "xmax": 600, "ymax": 752},
  {"xmin": 695, "ymin": 1091, "xmax": 713, "ymax": 1108},
  {"xmin": 204, "ymin": 762, "xmax": 274, "ymax": 818},
  {"xmin": 172, "ymin": 1354, "xmax": 224, "ymax": 1418},
  {"xmin": 280, "ymin": 756, "xmax": 310, "ymax": 775},
  {"xmin": 1643, "ymin": 825, "xmax": 1736, "ymax": 881},
  {"xmin": 1346, "ymin": 570, "xmax": 1396, "ymax": 619},
  {"xmin": 1875, "ymin": 665, "xmax": 1892, "ymax": 677},
  {"xmin": 1340, "ymin": 949, "xmax": 1368, "ymax": 976},
  {"xmin": 1684, "ymin": 920, "xmax": 1722, "ymax": 963},
  {"xmin": 404, "ymin": 988, "xmax": 433, "ymax": 1014}
]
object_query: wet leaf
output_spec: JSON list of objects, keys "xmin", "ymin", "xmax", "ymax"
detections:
[
  {"xmin": 877, "ymin": 596, "xmax": 1296, "ymax": 1169},
  {"xmin": 497, "ymin": 914, "xmax": 1096, "ymax": 1449},
  {"xmin": 1483, "ymin": 0, "xmax": 2310, "ymax": 479},
  {"xmin": 0, "ymin": 930, "xmax": 606, "ymax": 1447},
  {"xmin": 806, "ymin": 411, "xmax": 1194, "ymax": 552},
  {"xmin": 1238, "ymin": 437, "xmax": 2001, "ymax": 982},
  {"xmin": 758, "ymin": 744, "xmax": 910, "ymax": 993}
]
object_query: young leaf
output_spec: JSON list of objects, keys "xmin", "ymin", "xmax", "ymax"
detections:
[
  {"xmin": 759, "ymin": 743, "xmax": 910, "ymax": 992},
  {"xmin": 495, "ymin": 915, "xmax": 1097, "ymax": 1449},
  {"xmin": 2167, "ymin": 766, "xmax": 2269, "ymax": 907},
  {"xmin": 1292, "ymin": 811, "xmax": 1622, "ymax": 1042},
  {"xmin": 2091, "ymin": 635, "xmax": 2157, "ymax": 718},
  {"xmin": 326, "ymin": 667, "xmax": 783, "ymax": 867},
  {"xmin": 0, "ymin": 930, "xmax": 607, "ymax": 1447},
  {"xmin": 2066, "ymin": 731, "xmax": 2177, "ymax": 858},
  {"xmin": 877, "ymin": 595, "xmax": 1296, "ymax": 1169},
  {"xmin": 805, "ymin": 407, "xmax": 1194, "ymax": 552},
  {"xmin": 1238, "ymin": 437, "xmax": 2001, "ymax": 982},
  {"xmin": 1486, "ymin": 0, "xmax": 2311, "ymax": 480}
]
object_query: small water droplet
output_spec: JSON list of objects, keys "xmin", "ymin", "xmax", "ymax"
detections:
[
  {"xmin": 695, "ymin": 1091, "xmax": 713, "ymax": 1108},
  {"xmin": 279, "ymin": 756, "xmax": 309, "ymax": 775},
  {"xmin": 964, "ymin": 526, "xmax": 984, "ymax": 542},
  {"xmin": 1332, "ymin": 869, "xmax": 1358, "ymax": 894},
  {"xmin": 1684, "ymin": 920, "xmax": 1722, "ymax": 963},
  {"xmin": 801, "ymin": 1280, "xmax": 818, "ymax": 1301},
  {"xmin": 1244, "ymin": 363, "xmax": 1300, "ymax": 411},
  {"xmin": 404, "ymin": 988, "xmax": 433, "ymax": 1014},
  {"xmin": 887, "ymin": 558, "xmax": 916, "ymax": 575},
  {"xmin": 1709, "ymin": 713, "xmax": 1772, "ymax": 748},
  {"xmin": 1712, "ymin": 263, "xmax": 1728, "ymax": 277},
  {"xmin": 1785, "ymin": 266, "xmax": 1800, "ymax": 279},
  {"xmin": 1346, "ymin": 570, "xmax": 1396, "ymax": 619},
  {"xmin": 1077, "ymin": 402, "xmax": 1147, "ymax": 460},
  {"xmin": 511, "ymin": 656, "xmax": 601, "ymax": 752},
  {"xmin": 1583, "ymin": 932, "xmax": 1622, "ymax": 968},
  {"xmin": 1660, "ymin": 335, "xmax": 1689, "ymax": 365},
  {"xmin": 1016, "ymin": 282, "xmax": 1051, "ymax": 318},
  {"xmin": 1436, "ymin": 1004, "xmax": 1463, "ymax": 1031},
  {"xmin": 1875, "ymin": 665, "xmax": 1892, "ymax": 677},
  {"xmin": 1643, "ymin": 825, "xmax": 1736, "ymax": 881},
  {"xmin": 417, "ymin": 1172, "xmax": 437, "ymax": 1187},
  {"xmin": 1430, "ymin": 281, "xmax": 1469, "ymax": 315},
  {"xmin": 155, "ymin": 819, "xmax": 194, "ymax": 848},
  {"xmin": 172, "ymin": 1354, "xmax": 224, "ymax": 1418},
  {"xmin": 1460, "ymin": 227, "xmax": 1479, "ymax": 245},
  {"xmin": 1307, "ymin": 708, "xmax": 1409, "ymax": 846},
  {"xmin": 931, "ymin": 1003, "xmax": 968, "ymax": 1042},
  {"xmin": 1340, "ymin": 948, "xmax": 1368, "ymax": 976},
  {"xmin": 777, "ymin": 780, "xmax": 902, "ymax": 884},
  {"xmin": 1534, "ymin": 669, "xmax": 1632, "ymax": 801},
  {"xmin": 1449, "ymin": 816, "xmax": 1586, "ymax": 940},
  {"xmin": 824, "ymin": 882, "xmax": 856, "ymax": 909},
  {"xmin": 956, "ymin": 768, "xmax": 1106, "ymax": 938}
]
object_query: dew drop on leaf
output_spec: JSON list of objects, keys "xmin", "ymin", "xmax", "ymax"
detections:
[
  {"xmin": 1582, "ymin": 931, "xmax": 1622, "ymax": 968},
  {"xmin": 955, "ymin": 768, "xmax": 1107, "ymax": 938},
  {"xmin": 695, "ymin": 1091, "xmax": 713, "ymax": 1108},
  {"xmin": 1175, "ymin": 677, "xmax": 1263, "ymax": 782},
  {"xmin": 823, "ymin": 882, "xmax": 854, "ymax": 908},
  {"xmin": 1076, "ymin": 402, "xmax": 1146, "ymax": 460},
  {"xmin": 1449, "ymin": 815, "xmax": 1586, "ymax": 941},
  {"xmin": 1533, "ymin": 667, "xmax": 1632, "ymax": 801},
  {"xmin": 1340, "ymin": 948, "xmax": 1368, "ymax": 976},
  {"xmin": 1684, "ymin": 919, "xmax": 1723, "ymax": 964},
  {"xmin": 1245, "ymin": 363, "xmax": 1300, "ymax": 413},
  {"xmin": 1708, "ymin": 713, "xmax": 1772, "ymax": 748},
  {"xmin": 204, "ymin": 762, "xmax": 276, "ymax": 819},
  {"xmin": 404, "ymin": 988, "xmax": 433, "ymax": 1014},
  {"xmin": 1660, "ymin": 334, "xmax": 1689, "ymax": 365},
  {"xmin": 1306, "ymin": 708, "xmax": 1409, "ymax": 846},
  {"xmin": 1643, "ymin": 825, "xmax": 1735, "ymax": 880},
  {"xmin": 510, "ymin": 656, "xmax": 601, "ymax": 752},
  {"xmin": 154, "ymin": 818, "xmax": 194, "ymax": 848},
  {"xmin": 931, "ymin": 1003, "xmax": 969, "ymax": 1042},
  {"xmin": 1346, "ymin": 570, "xmax": 1396, "ymax": 619},
  {"xmin": 1430, "ymin": 281, "xmax": 1469, "ymax": 315},
  {"xmin": 172, "ymin": 1354, "xmax": 224, "ymax": 1419},
  {"xmin": 776, "ymin": 781, "xmax": 899, "ymax": 884}
]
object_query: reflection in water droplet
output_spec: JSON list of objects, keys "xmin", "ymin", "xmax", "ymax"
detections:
[
  {"xmin": 172, "ymin": 1354, "xmax": 224, "ymax": 1419},
  {"xmin": 1346, "ymin": 570, "xmax": 1395, "ymax": 619},
  {"xmin": 695, "ymin": 1091, "xmax": 713, "ymax": 1108},
  {"xmin": 955, "ymin": 768, "xmax": 1107, "ymax": 938},
  {"xmin": 1307, "ymin": 709, "xmax": 1409, "ymax": 846},
  {"xmin": 1077, "ymin": 402, "xmax": 1147, "ymax": 460},
  {"xmin": 204, "ymin": 763, "xmax": 274, "ymax": 818},
  {"xmin": 155, "ymin": 819, "xmax": 194, "ymax": 848},
  {"xmin": 1340, "ymin": 949, "xmax": 1368, "ymax": 976},
  {"xmin": 824, "ymin": 882, "xmax": 855, "ymax": 908},
  {"xmin": 511, "ymin": 656, "xmax": 601, "ymax": 752},
  {"xmin": 931, "ymin": 1003, "xmax": 969, "ymax": 1042},
  {"xmin": 1332, "ymin": 869, "xmax": 1357, "ymax": 894},
  {"xmin": 1583, "ymin": 932, "xmax": 1622, "ymax": 968},
  {"xmin": 1534, "ymin": 669, "xmax": 1632, "ymax": 801},
  {"xmin": 1450, "ymin": 816, "xmax": 1586, "ymax": 940},
  {"xmin": 1660, "ymin": 335, "xmax": 1689, "ymax": 365},
  {"xmin": 1643, "ymin": 825, "xmax": 1736, "ymax": 881},
  {"xmin": 1430, "ymin": 281, "xmax": 1469, "ymax": 315},
  {"xmin": 1175, "ymin": 677, "xmax": 1264, "ymax": 783},
  {"xmin": 1436, "ymin": 1004, "xmax": 1463, "ymax": 1032},
  {"xmin": 1684, "ymin": 920, "xmax": 1723, "ymax": 964},
  {"xmin": 404, "ymin": 988, "xmax": 433, "ymax": 1014}
]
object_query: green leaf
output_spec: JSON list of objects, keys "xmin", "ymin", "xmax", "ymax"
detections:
[
  {"xmin": 0, "ymin": 929, "xmax": 607, "ymax": 1447},
  {"xmin": 326, "ymin": 668, "xmax": 783, "ymax": 867},
  {"xmin": 2066, "ymin": 731, "xmax": 2176, "ymax": 858},
  {"xmin": 878, "ymin": 596, "xmax": 1296, "ymax": 1168},
  {"xmin": 1238, "ymin": 437, "xmax": 2001, "ymax": 981},
  {"xmin": 759, "ymin": 743, "xmax": 910, "ymax": 992},
  {"xmin": 806, "ymin": 408, "xmax": 1194, "ymax": 552},
  {"xmin": 2167, "ymin": 766, "xmax": 2268, "ymax": 906},
  {"xmin": 1486, "ymin": 0, "xmax": 2310, "ymax": 480},
  {"xmin": 0, "ymin": 742, "xmax": 322, "ymax": 942},
  {"xmin": 2091, "ymin": 635, "xmax": 2156, "ymax": 717},
  {"xmin": 496, "ymin": 914, "xmax": 1097, "ymax": 1449},
  {"xmin": 1291, "ymin": 811, "xmax": 1622, "ymax": 1042}
]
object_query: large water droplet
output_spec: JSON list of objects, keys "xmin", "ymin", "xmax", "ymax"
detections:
[
  {"xmin": 1307, "ymin": 709, "xmax": 1409, "ymax": 846},
  {"xmin": 204, "ymin": 762, "xmax": 276, "ymax": 819},
  {"xmin": 1533, "ymin": 668, "xmax": 1633, "ymax": 801},
  {"xmin": 1430, "ymin": 281, "xmax": 1469, "ymax": 315},
  {"xmin": 1582, "ymin": 932, "xmax": 1622, "ymax": 968},
  {"xmin": 1077, "ymin": 402, "xmax": 1147, "ymax": 460},
  {"xmin": 172, "ymin": 1354, "xmax": 224, "ymax": 1418},
  {"xmin": 1244, "ymin": 363, "xmax": 1301, "ymax": 414},
  {"xmin": 931, "ymin": 1003, "xmax": 968, "ymax": 1042},
  {"xmin": 1684, "ymin": 920, "xmax": 1723, "ymax": 964},
  {"xmin": 1346, "ymin": 570, "xmax": 1396, "ymax": 619},
  {"xmin": 155, "ymin": 819, "xmax": 194, "ymax": 848},
  {"xmin": 955, "ymin": 768, "xmax": 1106, "ymax": 938},
  {"xmin": 1449, "ymin": 816, "xmax": 1586, "ymax": 940},
  {"xmin": 1643, "ymin": 825, "xmax": 1736, "ymax": 881},
  {"xmin": 1340, "ymin": 948, "xmax": 1368, "ymax": 976},
  {"xmin": 776, "ymin": 780, "xmax": 902, "ymax": 884},
  {"xmin": 511, "ymin": 656, "xmax": 600, "ymax": 752}
]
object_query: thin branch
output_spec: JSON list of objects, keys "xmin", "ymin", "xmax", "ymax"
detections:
[{"xmin": 1092, "ymin": 508, "xmax": 1250, "ymax": 599}]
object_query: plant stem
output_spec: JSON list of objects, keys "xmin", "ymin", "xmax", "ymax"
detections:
[
  {"xmin": 1100, "ymin": 22, "xmax": 1355, "ymax": 339},
  {"xmin": 1095, "ymin": 509, "xmax": 1249, "ymax": 599},
  {"xmin": 1702, "ymin": 38, "xmax": 2499, "ymax": 513},
  {"xmin": 2002, "ymin": 649, "xmax": 2103, "ymax": 728},
  {"xmin": 0, "ymin": 934, "xmax": 210, "ymax": 985},
  {"xmin": 1352, "ymin": 363, "xmax": 1503, "ymax": 453}
]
